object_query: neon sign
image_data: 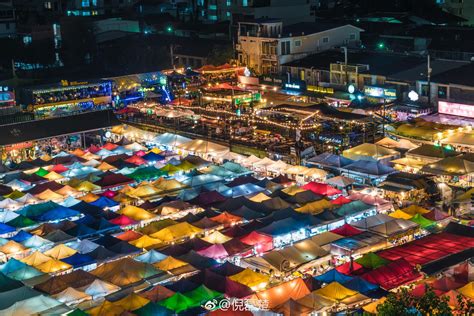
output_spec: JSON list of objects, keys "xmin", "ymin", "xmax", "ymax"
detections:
[
  {"xmin": 285, "ymin": 83, "xmax": 301, "ymax": 90},
  {"xmin": 439, "ymin": 101, "xmax": 474, "ymax": 118}
]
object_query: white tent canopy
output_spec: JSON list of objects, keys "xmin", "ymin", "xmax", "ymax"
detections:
[
  {"xmin": 53, "ymin": 287, "xmax": 92, "ymax": 305},
  {"xmin": 153, "ymin": 133, "xmax": 191, "ymax": 147},
  {"xmin": 0, "ymin": 295, "xmax": 63, "ymax": 315},
  {"xmin": 177, "ymin": 139, "xmax": 229, "ymax": 155},
  {"xmin": 84, "ymin": 279, "xmax": 120, "ymax": 299}
]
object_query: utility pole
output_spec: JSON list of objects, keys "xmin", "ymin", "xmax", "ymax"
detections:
[
  {"xmin": 170, "ymin": 44, "xmax": 174, "ymax": 69},
  {"xmin": 427, "ymin": 54, "xmax": 432, "ymax": 107},
  {"xmin": 342, "ymin": 46, "xmax": 348, "ymax": 86}
]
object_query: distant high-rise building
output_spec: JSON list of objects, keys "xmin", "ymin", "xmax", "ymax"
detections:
[
  {"xmin": 438, "ymin": 0, "xmax": 474, "ymax": 26},
  {"xmin": 0, "ymin": 0, "xmax": 15, "ymax": 38}
]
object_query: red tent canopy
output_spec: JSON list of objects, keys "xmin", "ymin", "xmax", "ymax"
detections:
[
  {"xmin": 362, "ymin": 258, "xmax": 421, "ymax": 290},
  {"xmin": 109, "ymin": 215, "xmax": 138, "ymax": 226},
  {"xmin": 240, "ymin": 231, "xmax": 273, "ymax": 253},
  {"xmin": 101, "ymin": 190, "xmax": 118, "ymax": 198},
  {"xmin": 88, "ymin": 144, "xmax": 101, "ymax": 153},
  {"xmin": 134, "ymin": 150, "xmax": 146, "ymax": 157},
  {"xmin": 336, "ymin": 261, "xmax": 365, "ymax": 275},
  {"xmin": 302, "ymin": 182, "xmax": 342, "ymax": 196},
  {"xmin": 330, "ymin": 224, "xmax": 363, "ymax": 237},
  {"xmin": 211, "ymin": 212, "xmax": 242, "ymax": 226},
  {"xmin": 197, "ymin": 244, "xmax": 229, "ymax": 259},
  {"xmin": 331, "ymin": 196, "xmax": 352, "ymax": 205},
  {"xmin": 50, "ymin": 164, "xmax": 69, "ymax": 173},
  {"xmin": 115, "ymin": 230, "xmax": 143, "ymax": 241},
  {"xmin": 102, "ymin": 143, "xmax": 119, "ymax": 151},
  {"xmin": 125, "ymin": 155, "xmax": 147, "ymax": 165}
]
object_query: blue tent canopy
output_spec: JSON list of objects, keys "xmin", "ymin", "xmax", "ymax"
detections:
[
  {"xmin": 343, "ymin": 276, "xmax": 379, "ymax": 294},
  {"xmin": 9, "ymin": 230, "xmax": 33, "ymax": 243},
  {"xmin": 37, "ymin": 206, "xmax": 80, "ymax": 221},
  {"xmin": 314, "ymin": 269, "xmax": 353, "ymax": 284},
  {"xmin": 177, "ymin": 188, "xmax": 201, "ymax": 201},
  {"xmin": 0, "ymin": 223, "xmax": 15, "ymax": 235},
  {"xmin": 257, "ymin": 217, "xmax": 308, "ymax": 237},
  {"xmin": 0, "ymin": 259, "xmax": 27, "ymax": 275},
  {"xmin": 89, "ymin": 196, "xmax": 119, "ymax": 208},
  {"xmin": 62, "ymin": 253, "xmax": 96, "ymax": 268},
  {"xmin": 230, "ymin": 206, "xmax": 264, "ymax": 220},
  {"xmin": 142, "ymin": 152, "xmax": 165, "ymax": 162},
  {"xmin": 18, "ymin": 201, "xmax": 59, "ymax": 218},
  {"xmin": 135, "ymin": 250, "xmax": 167, "ymax": 264},
  {"xmin": 74, "ymin": 214, "xmax": 96, "ymax": 226},
  {"xmin": 229, "ymin": 183, "xmax": 264, "ymax": 198},
  {"xmin": 183, "ymin": 174, "xmax": 223, "ymax": 187},
  {"xmin": 70, "ymin": 201, "xmax": 103, "ymax": 216}
]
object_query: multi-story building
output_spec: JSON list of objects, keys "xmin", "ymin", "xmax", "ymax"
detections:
[
  {"xmin": 0, "ymin": 0, "xmax": 15, "ymax": 38},
  {"xmin": 236, "ymin": 19, "xmax": 362, "ymax": 75},
  {"xmin": 438, "ymin": 0, "xmax": 474, "ymax": 26}
]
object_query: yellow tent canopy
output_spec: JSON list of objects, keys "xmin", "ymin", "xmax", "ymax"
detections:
[
  {"xmin": 118, "ymin": 205, "xmax": 156, "ymax": 221},
  {"xmin": 0, "ymin": 240, "xmax": 26, "ymax": 254},
  {"xmin": 44, "ymin": 244, "xmax": 77, "ymax": 260},
  {"xmin": 120, "ymin": 184, "xmax": 134, "ymax": 194},
  {"xmin": 154, "ymin": 256, "xmax": 188, "ymax": 271},
  {"xmin": 128, "ymin": 184, "xmax": 159, "ymax": 198},
  {"xmin": 21, "ymin": 251, "xmax": 51, "ymax": 266},
  {"xmin": 88, "ymin": 301, "xmax": 125, "ymax": 316},
  {"xmin": 43, "ymin": 171, "xmax": 64, "ymax": 181},
  {"xmin": 140, "ymin": 219, "xmax": 178, "ymax": 235},
  {"xmin": 150, "ymin": 222, "xmax": 202, "ymax": 242},
  {"xmin": 55, "ymin": 185, "xmax": 80, "ymax": 197},
  {"xmin": 112, "ymin": 292, "xmax": 150, "ymax": 311},
  {"xmin": 74, "ymin": 181, "xmax": 100, "ymax": 192},
  {"xmin": 315, "ymin": 282, "xmax": 358, "ymax": 301},
  {"xmin": 248, "ymin": 192, "xmax": 271, "ymax": 202},
  {"xmin": 229, "ymin": 269, "xmax": 270, "ymax": 290},
  {"xmin": 362, "ymin": 296, "xmax": 387, "ymax": 314},
  {"xmin": 35, "ymin": 189, "xmax": 64, "ymax": 201},
  {"xmin": 71, "ymin": 148, "xmax": 86, "ymax": 156},
  {"xmin": 113, "ymin": 193, "xmax": 135, "ymax": 203},
  {"xmin": 149, "ymin": 147, "xmax": 162, "ymax": 154},
  {"xmin": 97, "ymin": 162, "xmax": 116, "ymax": 171},
  {"xmin": 40, "ymin": 154, "xmax": 53, "ymax": 161},
  {"xmin": 78, "ymin": 192, "xmax": 100, "ymax": 203},
  {"xmin": 154, "ymin": 179, "xmax": 186, "ymax": 192},
  {"xmin": 401, "ymin": 205, "xmax": 430, "ymax": 215},
  {"xmin": 201, "ymin": 231, "xmax": 232, "ymax": 244},
  {"xmin": 458, "ymin": 282, "xmax": 474, "ymax": 299},
  {"xmin": 82, "ymin": 152, "xmax": 101, "ymax": 160},
  {"xmin": 296, "ymin": 199, "xmax": 334, "ymax": 214},
  {"xmin": 36, "ymin": 258, "xmax": 72, "ymax": 273},
  {"xmin": 389, "ymin": 209, "xmax": 413, "ymax": 220},
  {"xmin": 129, "ymin": 235, "xmax": 162, "ymax": 249},
  {"xmin": 281, "ymin": 185, "xmax": 306, "ymax": 196}
]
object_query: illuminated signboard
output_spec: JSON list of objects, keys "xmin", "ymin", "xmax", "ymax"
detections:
[
  {"xmin": 439, "ymin": 101, "xmax": 474, "ymax": 118},
  {"xmin": 285, "ymin": 83, "xmax": 301, "ymax": 90},
  {"xmin": 364, "ymin": 86, "xmax": 397, "ymax": 99},
  {"xmin": 307, "ymin": 85, "xmax": 334, "ymax": 94}
]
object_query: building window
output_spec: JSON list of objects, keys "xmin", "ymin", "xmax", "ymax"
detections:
[
  {"xmin": 322, "ymin": 37, "xmax": 329, "ymax": 43},
  {"xmin": 92, "ymin": 0, "xmax": 97, "ymax": 6},
  {"xmin": 294, "ymin": 40, "xmax": 301, "ymax": 47},
  {"xmin": 209, "ymin": 15, "xmax": 217, "ymax": 20},
  {"xmin": 421, "ymin": 84, "xmax": 429, "ymax": 97},
  {"xmin": 23, "ymin": 35, "xmax": 32, "ymax": 45},
  {"xmin": 349, "ymin": 33, "xmax": 356, "ymax": 40},
  {"xmin": 82, "ymin": 0, "xmax": 90, "ymax": 7},
  {"xmin": 281, "ymin": 41, "xmax": 290, "ymax": 55},
  {"xmin": 226, "ymin": 0, "xmax": 231, "ymax": 5},
  {"xmin": 438, "ymin": 86, "xmax": 447, "ymax": 99},
  {"xmin": 363, "ymin": 77, "xmax": 372, "ymax": 86},
  {"xmin": 242, "ymin": 0, "xmax": 248, "ymax": 6},
  {"xmin": 44, "ymin": 1, "xmax": 52, "ymax": 9},
  {"xmin": 226, "ymin": 11, "xmax": 230, "ymax": 17}
]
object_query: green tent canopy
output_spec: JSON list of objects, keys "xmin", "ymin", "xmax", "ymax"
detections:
[
  {"xmin": 7, "ymin": 215, "xmax": 37, "ymax": 228},
  {"xmin": 3, "ymin": 190, "xmax": 25, "ymax": 199},
  {"xmin": 0, "ymin": 272, "xmax": 23, "ymax": 292},
  {"xmin": 410, "ymin": 213, "xmax": 435, "ymax": 229},
  {"xmin": 184, "ymin": 285, "xmax": 223, "ymax": 306},
  {"xmin": 222, "ymin": 161, "xmax": 251, "ymax": 175},
  {"xmin": 336, "ymin": 201, "xmax": 373, "ymax": 217},
  {"xmin": 65, "ymin": 309, "xmax": 88, "ymax": 316},
  {"xmin": 134, "ymin": 302, "xmax": 173, "ymax": 316},
  {"xmin": 355, "ymin": 252, "xmax": 390, "ymax": 269},
  {"xmin": 34, "ymin": 168, "xmax": 50, "ymax": 177},
  {"xmin": 18, "ymin": 201, "xmax": 59, "ymax": 218},
  {"xmin": 158, "ymin": 292, "xmax": 196, "ymax": 313},
  {"xmin": 128, "ymin": 167, "xmax": 167, "ymax": 181}
]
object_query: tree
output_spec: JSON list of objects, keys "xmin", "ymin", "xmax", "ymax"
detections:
[
  {"xmin": 377, "ymin": 287, "xmax": 473, "ymax": 316},
  {"xmin": 206, "ymin": 44, "xmax": 234, "ymax": 66}
]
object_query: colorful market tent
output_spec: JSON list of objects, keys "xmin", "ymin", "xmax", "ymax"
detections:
[
  {"xmin": 296, "ymin": 199, "xmax": 335, "ymax": 214},
  {"xmin": 390, "ymin": 209, "xmax": 413, "ymax": 220},
  {"xmin": 184, "ymin": 285, "xmax": 222, "ymax": 306},
  {"xmin": 83, "ymin": 279, "xmax": 120, "ymax": 299},
  {"xmin": 53, "ymin": 287, "xmax": 92, "ymax": 305},
  {"xmin": 36, "ymin": 258, "xmax": 72, "ymax": 273},
  {"xmin": 201, "ymin": 231, "xmax": 232, "ymax": 244},
  {"xmin": 139, "ymin": 285, "xmax": 175, "ymax": 302},
  {"xmin": 315, "ymin": 282, "xmax": 358, "ymax": 301},
  {"xmin": 154, "ymin": 256, "xmax": 188, "ymax": 271},
  {"xmin": 113, "ymin": 292, "xmax": 150, "ymax": 311},
  {"xmin": 158, "ymin": 292, "xmax": 196, "ymax": 313},
  {"xmin": 410, "ymin": 213, "xmax": 435, "ymax": 229},
  {"xmin": 153, "ymin": 133, "xmax": 191, "ymax": 147},
  {"xmin": 229, "ymin": 268, "xmax": 269, "ymax": 289},
  {"xmin": 253, "ymin": 278, "xmax": 310, "ymax": 309},
  {"xmin": 356, "ymin": 252, "xmax": 390, "ymax": 269},
  {"xmin": 302, "ymin": 182, "xmax": 341, "ymax": 196},
  {"xmin": 91, "ymin": 258, "xmax": 160, "ymax": 287},
  {"xmin": 44, "ymin": 244, "xmax": 77, "ymax": 260},
  {"xmin": 151, "ymin": 222, "xmax": 202, "ymax": 242},
  {"xmin": 118, "ymin": 205, "xmax": 156, "ymax": 221},
  {"xmin": 178, "ymin": 139, "xmax": 229, "ymax": 155},
  {"xmin": 0, "ymin": 295, "xmax": 63, "ymax": 315},
  {"xmin": 315, "ymin": 269, "xmax": 354, "ymax": 284},
  {"xmin": 135, "ymin": 250, "xmax": 167, "ymax": 264},
  {"xmin": 362, "ymin": 258, "xmax": 420, "ymax": 290}
]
